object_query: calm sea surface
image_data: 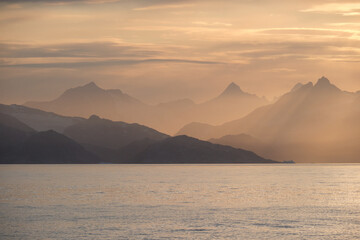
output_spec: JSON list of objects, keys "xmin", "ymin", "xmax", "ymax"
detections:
[{"xmin": 0, "ymin": 164, "xmax": 359, "ymax": 239}]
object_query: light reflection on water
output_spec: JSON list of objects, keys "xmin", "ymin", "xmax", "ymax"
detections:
[{"xmin": 0, "ymin": 164, "xmax": 359, "ymax": 239}]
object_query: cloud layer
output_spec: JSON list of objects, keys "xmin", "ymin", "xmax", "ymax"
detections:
[{"xmin": 0, "ymin": 0, "xmax": 359, "ymax": 104}]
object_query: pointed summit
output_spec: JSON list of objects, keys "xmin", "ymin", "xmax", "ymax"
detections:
[
  {"xmin": 314, "ymin": 76, "xmax": 340, "ymax": 92},
  {"xmin": 315, "ymin": 76, "xmax": 331, "ymax": 87},
  {"xmin": 220, "ymin": 82, "xmax": 244, "ymax": 97},
  {"xmin": 82, "ymin": 81, "xmax": 100, "ymax": 89},
  {"xmin": 60, "ymin": 81, "xmax": 104, "ymax": 98}
]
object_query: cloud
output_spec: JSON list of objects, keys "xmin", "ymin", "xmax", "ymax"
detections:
[
  {"xmin": 192, "ymin": 21, "xmax": 232, "ymax": 27},
  {"xmin": 133, "ymin": 3, "xmax": 193, "ymax": 11},
  {"xmin": 261, "ymin": 68, "xmax": 296, "ymax": 73},
  {"xmin": 0, "ymin": 42, "xmax": 161, "ymax": 58},
  {"xmin": 0, "ymin": 15, "xmax": 38, "ymax": 25},
  {"xmin": 301, "ymin": 3, "xmax": 360, "ymax": 16},
  {"xmin": 209, "ymin": 39, "xmax": 360, "ymax": 63},
  {"xmin": 0, "ymin": 0, "xmax": 118, "ymax": 3},
  {"xmin": 250, "ymin": 27, "xmax": 359, "ymax": 36},
  {"xmin": 0, "ymin": 0, "xmax": 193, "ymax": 6},
  {"xmin": 0, "ymin": 58, "xmax": 222, "ymax": 68}
]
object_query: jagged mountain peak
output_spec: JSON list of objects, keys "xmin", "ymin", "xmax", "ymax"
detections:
[
  {"xmin": 63, "ymin": 81, "xmax": 103, "ymax": 96},
  {"xmin": 315, "ymin": 76, "xmax": 331, "ymax": 87},
  {"xmin": 83, "ymin": 81, "xmax": 99, "ymax": 88},
  {"xmin": 219, "ymin": 82, "xmax": 244, "ymax": 97},
  {"xmin": 313, "ymin": 76, "xmax": 340, "ymax": 92}
]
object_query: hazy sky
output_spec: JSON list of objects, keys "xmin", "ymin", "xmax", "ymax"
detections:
[{"xmin": 0, "ymin": 0, "xmax": 359, "ymax": 104}]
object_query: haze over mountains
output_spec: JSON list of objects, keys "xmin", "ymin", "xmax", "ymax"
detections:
[
  {"xmin": 179, "ymin": 77, "xmax": 360, "ymax": 163},
  {"xmin": 25, "ymin": 81, "xmax": 267, "ymax": 134},
  {"xmin": 1, "ymin": 76, "xmax": 358, "ymax": 163}
]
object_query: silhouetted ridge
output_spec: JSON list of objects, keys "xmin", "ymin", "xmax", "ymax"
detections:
[
  {"xmin": 129, "ymin": 135, "xmax": 277, "ymax": 164},
  {"xmin": 64, "ymin": 116, "xmax": 169, "ymax": 149},
  {"xmin": 88, "ymin": 114, "xmax": 101, "ymax": 121},
  {"xmin": 0, "ymin": 104, "xmax": 84, "ymax": 133}
]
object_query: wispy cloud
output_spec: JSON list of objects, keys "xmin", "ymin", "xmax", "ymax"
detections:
[
  {"xmin": 0, "ymin": 42, "xmax": 161, "ymax": 58},
  {"xmin": 0, "ymin": 58, "xmax": 222, "ymax": 68},
  {"xmin": 301, "ymin": 3, "xmax": 360, "ymax": 16},
  {"xmin": 192, "ymin": 21, "xmax": 232, "ymax": 27},
  {"xmin": 261, "ymin": 68, "xmax": 296, "ymax": 73},
  {"xmin": 0, "ymin": 0, "xmax": 119, "ymax": 4},
  {"xmin": 1, "ymin": 0, "xmax": 360, "ymax": 103},
  {"xmin": 133, "ymin": 3, "xmax": 194, "ymax": 11}
]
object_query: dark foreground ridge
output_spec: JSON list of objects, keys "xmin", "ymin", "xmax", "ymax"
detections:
[
  {"xmin": 126, "ymin": 135, "xmax": 277, "ymax": 164},
  {"xmin": 0, "ymin": 113, "xmax": 99, "ymax": 163},
  {"xmin": 0, "ymin": 110, "xmax": 278, "ymax": 164}
]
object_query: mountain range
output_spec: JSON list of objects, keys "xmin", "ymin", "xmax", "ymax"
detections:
[
  {"xmin": 0, "ymin": 110, "xmax": 276, "ymax": 164},
  {"xmin": 25, "ymin": 81, "xmax": 267, "ymax": 134},
  {"xmin": 178, "ymin": 77, "xmax": 360, "ymax": 163},
  {"xmin": 2, "ymin": 76, "xmax": 358, "ymax": 163}
]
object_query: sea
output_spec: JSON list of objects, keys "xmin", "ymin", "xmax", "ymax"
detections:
[{"xmin": 0, "ymin": 164, "xmax": 359, "ymax": 239}]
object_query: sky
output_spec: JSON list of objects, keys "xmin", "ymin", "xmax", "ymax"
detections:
[{"xmin": 0, "ymin": 0, "xmax": 360, "ymax": 104}]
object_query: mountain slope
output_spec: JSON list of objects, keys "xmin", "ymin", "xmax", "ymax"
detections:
[
  {"xmin": 63, "ymin": 115, "xmax": 169, "ymax": 149},
  {"xmin": 0, "ymin": 112, "xmax": 35, "ymax": 133},
  {"xmin": 0, "ymin": 113, "xmax": 34, "ymax": 153},
  {"xmin": 14, "ymin": 130, "xmax": 100, "ymax": 164},
  {"xmin": 0, "ymin": 104, "xmax": 83, "ymax": 133},
  {"xmin": 121, "ymin": 135, "xmax": 277, "ymax": 164},
  {"xmin": 209, "ymin": 134, "xmax": 264, "ymax": 152},
  {"xmin": 194, "ymin": 82, "xmax": 268, "ymax": 125},
  {"xmin": 0, "ymin": 113, "xmax": 99, "ymax": 163}
]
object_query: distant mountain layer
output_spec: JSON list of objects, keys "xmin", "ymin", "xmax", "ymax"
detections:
[
  {"xmin": 24, "ymin": 81, "xmax": 267, "ymax": 134},
  {"xmin": 178, "ymin": 77, "xmax": 360, "ymax": 163},
  {"xmin": 0, "ymin": 112, "xmax": 276, "ymax": 164},
  {"xmin": 25, "ymin": 82, "xmax": 145, "ymax": 119},
  {"xmin": 209, "ymin": 134, "xmax": 264, "ymax": 153}
]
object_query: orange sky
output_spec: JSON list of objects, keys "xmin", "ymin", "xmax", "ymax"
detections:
[{"xmin": 0, "ymin": 0, "xmax": 359, "ymax": 104}]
